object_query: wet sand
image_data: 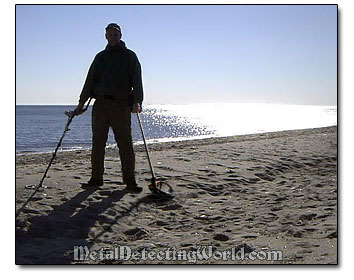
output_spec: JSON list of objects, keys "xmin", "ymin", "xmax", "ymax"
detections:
[{"xmin": 15, "ymin": 126, "xmax": 337, "ymax": 264}]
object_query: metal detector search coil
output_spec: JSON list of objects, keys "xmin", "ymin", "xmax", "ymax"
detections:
[{"xmin": 149, "ymin": 181, "xmax": 174, "ymax": 198}]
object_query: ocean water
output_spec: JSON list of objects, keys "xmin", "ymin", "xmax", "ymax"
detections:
[{"xmin": 16, "ymin": 103, "xmax": 337, "ymax": 154}]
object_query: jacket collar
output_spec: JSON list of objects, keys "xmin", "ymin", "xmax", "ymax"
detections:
[{"xmin": 105, "ymin": 40, "xmax": 127, "ymax": 52}]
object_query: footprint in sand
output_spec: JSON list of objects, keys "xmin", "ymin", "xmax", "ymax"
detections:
[
  {"xmin": 124, "ymin": 227, "xmax": 149, "ymax": 240},
  {"xmin": 255, "ymin": 172, "xmax": 275, "ymax": 182},
  {"xmin": 213, "ymin": 233, "xmax": 230, "ymax": 242}
]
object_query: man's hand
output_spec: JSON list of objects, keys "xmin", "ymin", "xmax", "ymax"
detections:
[
  {"xmin": 131, "ymin": 103, "xmax": 142, "ymax": 113},
  {"xmin": 74, "ymin": 102, "xmax": 85, "ymax": 116}
]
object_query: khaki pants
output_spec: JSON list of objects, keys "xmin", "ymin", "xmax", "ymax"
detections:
[{"xmin": 91, "ymin": 98, "xmax": 136, "ymax": 185}]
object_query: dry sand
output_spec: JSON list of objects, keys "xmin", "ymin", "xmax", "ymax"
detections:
[{"xmin": 15, "ymin": 126, "xmax": 337, "ymax": 264}]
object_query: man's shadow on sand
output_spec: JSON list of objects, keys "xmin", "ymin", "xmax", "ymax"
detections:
[{"xmin": 16, "ymin": 185, "xmax": 172, "ymax": 264}]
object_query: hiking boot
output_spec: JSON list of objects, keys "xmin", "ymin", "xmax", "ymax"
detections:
[
  {"xmin": 81, "ymin": 178, "xmax": 103, "ymax": 189},
  {"xmin": 125, "ymin": 183, "xmax": 143, "ymax": 194}
]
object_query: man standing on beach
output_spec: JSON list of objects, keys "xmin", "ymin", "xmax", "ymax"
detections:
[{"xmin": 74, "ymin": 23, "xmax": 143, "ymax": 193}]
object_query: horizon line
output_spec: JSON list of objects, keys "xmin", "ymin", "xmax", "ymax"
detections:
[{"xmin": 15, "ymin": 102, "xmax": 338, "ymax": 106}]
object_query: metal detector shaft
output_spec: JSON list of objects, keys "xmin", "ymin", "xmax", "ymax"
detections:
[
  {"xmin": 16, "ymin": 98, "xmax": 92, "ymax": 218},
  {"xmin": 136, "ymin": 112, "xmax": 156, "ymax": 185}
]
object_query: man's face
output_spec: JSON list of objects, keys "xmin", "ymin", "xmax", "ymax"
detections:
[{"xmin": 105, "ymin": 28, "xmax": 121, "ymax": 46}]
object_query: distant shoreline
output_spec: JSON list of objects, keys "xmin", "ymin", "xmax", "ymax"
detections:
[
  {"xmin": 16, "ymin": 103, "xmax": 337, "ymax": 155},
  {"xmin": 16, "ymin": 125, "xmax": 337, "ymax": 164},
  {"xmin": 16, "ymin": 103, "xmax": 337, "ymax": 106}
]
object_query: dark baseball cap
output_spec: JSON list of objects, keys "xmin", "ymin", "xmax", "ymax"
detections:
[{"xmin": 105, "ymin": 23, "xmax": 121, "ymax": 32}]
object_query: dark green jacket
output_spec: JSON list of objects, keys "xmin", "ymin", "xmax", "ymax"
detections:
[{"xmin": 79, "ymin": 41, "xmax": 143, "ymax": 105}]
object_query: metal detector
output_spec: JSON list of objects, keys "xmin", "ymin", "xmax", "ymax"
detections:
[
  {"xmin": 16, "ymin": 98, "xmax": 93, "ymax": 218},
  {"xmin": 136, "ymin": 112, "xmax": 174, "ymax": 198}
]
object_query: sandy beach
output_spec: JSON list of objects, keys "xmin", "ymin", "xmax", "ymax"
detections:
[{"xmin": 15, "ymin": 126, "xmax": 337, "ymax": 264}]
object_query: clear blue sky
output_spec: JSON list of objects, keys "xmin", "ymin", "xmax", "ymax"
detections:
[{"xmin": 16, "ymin": 4, "xmax": 337, "ymax": 105}]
